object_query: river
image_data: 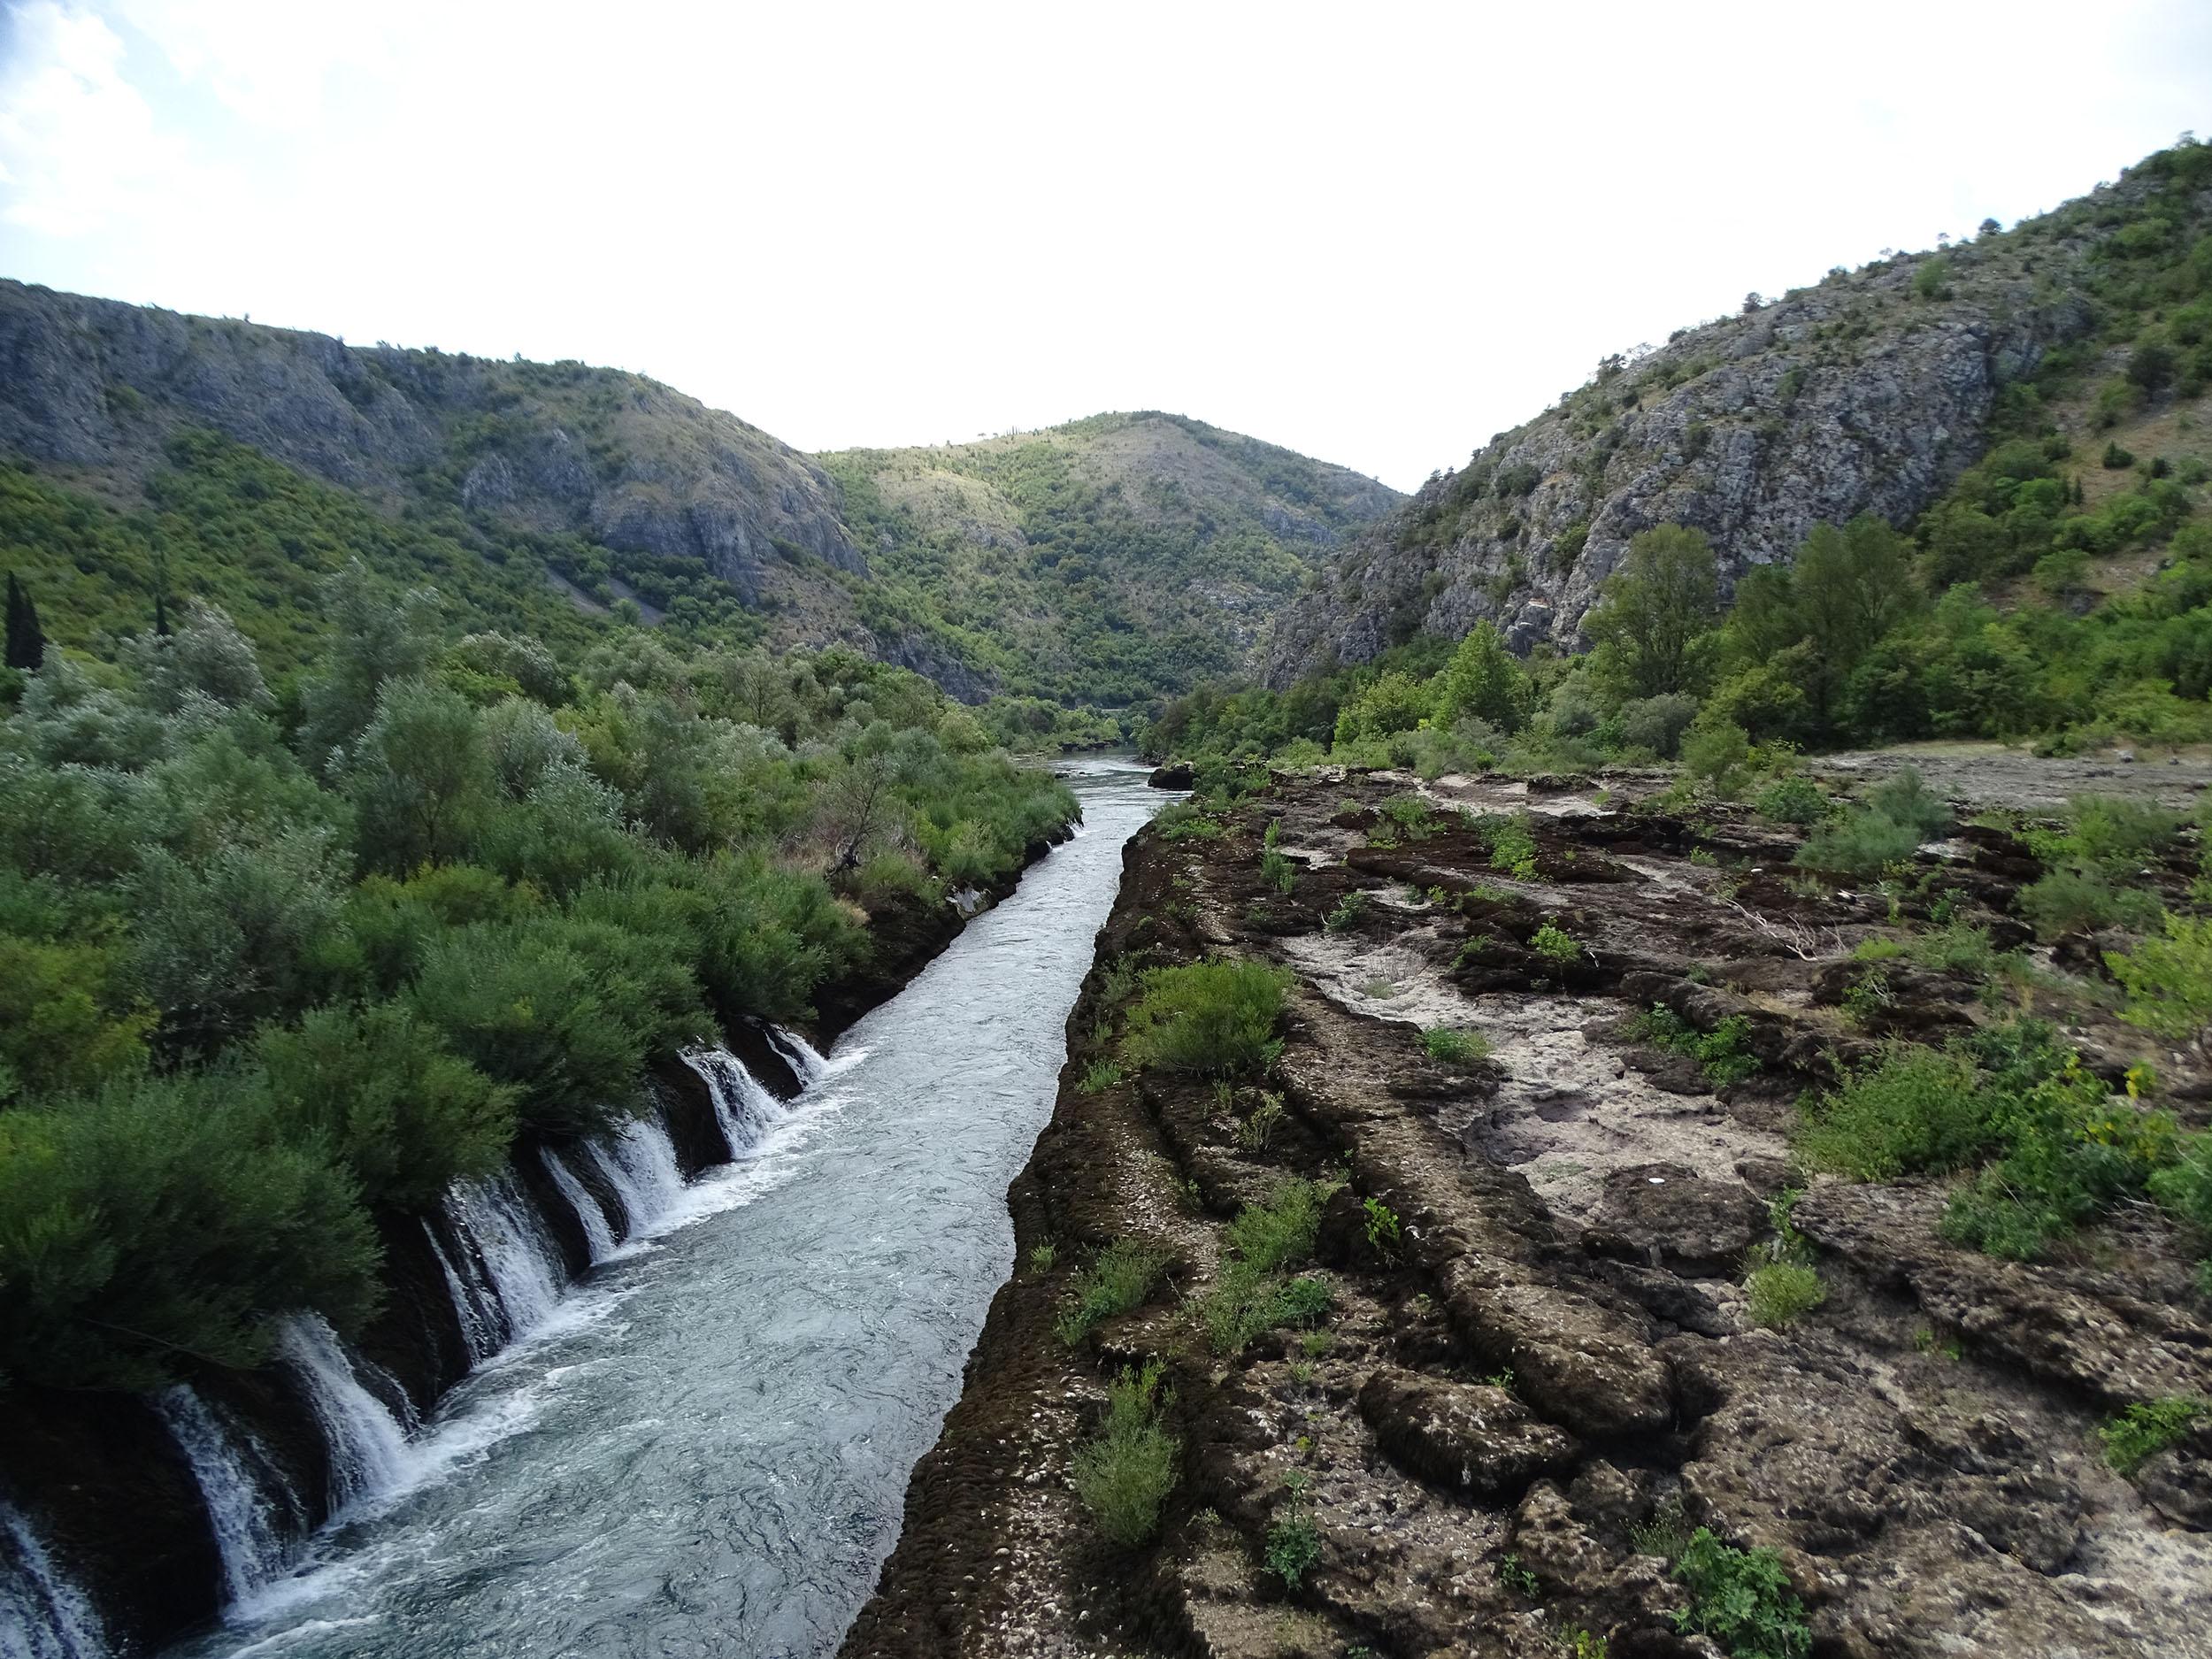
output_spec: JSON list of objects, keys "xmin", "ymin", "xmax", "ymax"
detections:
[{"xmin": 165, "ymin": 756, "xmax": 1160, "ymax": 1659}]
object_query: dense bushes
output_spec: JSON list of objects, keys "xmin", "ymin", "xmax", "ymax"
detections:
[
  {"xmin": 1120, "ymin": 959, "xmax": 1291, "ymax": 1078},
  {"xmin": 1799, "ymin": 1020, "xmax": 2195, "ymax": 1263},
  {"xmin": 0, "ymin": 1070, "xmax": 383, "ymax": 1390},
  {"xmin": 0, "ymin": 562, "xmax": 1079, "ymax": 1391}
]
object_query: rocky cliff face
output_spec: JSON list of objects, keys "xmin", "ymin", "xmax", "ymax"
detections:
[
  {"xmin": 1263, "ymin": 167, "xmax": 2193, "ymax": 686},
  {"xmin": 0, "ymin": 280, "xmax": 861, "ymax": 605}
]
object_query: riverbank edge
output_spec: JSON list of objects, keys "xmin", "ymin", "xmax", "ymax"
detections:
[
  {"xmin": 0, "ymin": 819, "xmax": 1076, "ymax": 1658},
  {"xmin": 837, "ymin": 819, "xmax": 1170, "ymax": 1658}
]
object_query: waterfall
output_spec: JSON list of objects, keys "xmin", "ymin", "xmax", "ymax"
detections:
[
  {"xmin": 683, "ymin": 1050, "xmax": 787, "ymax": 1159},
  {"xmin": 770, "ymin": 1027, "xmax": 831, "ymax": 1083},
  {"xmin": 154, "ymin": 1387, "xmax": 292, "ymax": 1608},
  {"xmin": 423, "ymin": 1219, "xmax": 504, "ymax": 1366},
  {"xmin": 0, "ymin": 1502, "xmax": 106, "ymax": 1659},
  {"xmin": 581, "ymin": 1116, "xmax": 685, "ymax": 1237},
  {"xmin": 442, "ymin": 1174, "xmax": 565, "ymax": 1342},
  {"xmin": 540, "ymin": 1148, "xmax": 617, "ymax": 1263},
  {"xmin": 276, "ymin": 1314, "xmax": 411, "ymax": 1514}
]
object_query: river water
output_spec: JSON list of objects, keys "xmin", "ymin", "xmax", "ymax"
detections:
[{"xmin": 169, "ymin": 757, "xmax": 1159, "ymax": 1659}]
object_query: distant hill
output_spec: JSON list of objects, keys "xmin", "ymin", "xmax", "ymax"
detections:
[
  {"xmin": 0, "ymin": 282, "xmax": 1396, "ymax": 703},
  {"xmin": 1265, "ymin": 140, "xmax": 2212, "ymax": 685},
  {"xmin": 821, "ymin": 414, "xmax": 1401, "ymax": 703}
]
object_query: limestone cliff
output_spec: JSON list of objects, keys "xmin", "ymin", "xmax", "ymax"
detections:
[{"xmin": 1265, "ymin": 158, "xmax": 2202, "ymax": 685}]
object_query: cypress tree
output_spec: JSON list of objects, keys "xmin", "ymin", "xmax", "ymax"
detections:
[
  {"xmin": 4, "ymin": 573, "xmax": 44, "ymax": 672},
  {"xmin": 154, "ymin": 588, "xmax": 170, "ymax": 637}
]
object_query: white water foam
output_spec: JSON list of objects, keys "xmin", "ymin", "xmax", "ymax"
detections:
[
  {"xmin": 420, "ymin": 1222, "xmax": 503, "ymax": 1366},
  {"xmin": 154, "ymin": 1387, "xmax": 294, "ymax": 1609},
  {"xmin": 0, "ymin": 1502, "xmax": 106, "ymax": 1659},
  {"xmin": 580, "ymin": 1115, "xmax": 684, "ymax": 1240},
  {"xmin": 275, "ymin": 1316, "xmax": 411, "ymax": 1517},
  {"xmin": 538, "ymin": 1148, "xmax": 617, "ymax": 1263},
  {"xmin": 681, "ymin": 1050, "xmax": 787, "ymax": 1158},
  {"xmin": 442, "ymin": 1176, "xmax": 564, "ymax": 1342}
]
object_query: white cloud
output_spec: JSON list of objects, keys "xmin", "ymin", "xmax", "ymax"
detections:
[
  {"xmin": 0, "ymin": 0, "xmax": 181, "ymax": 234},
  {"xmin": 1, "ymin": 0, "xmax": 2208, "ymax": 487}
]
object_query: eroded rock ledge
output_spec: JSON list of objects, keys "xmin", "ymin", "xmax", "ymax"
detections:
[{"xmin": 844, "ymin": 770, "xmax": 2212, "ymax": 1659}]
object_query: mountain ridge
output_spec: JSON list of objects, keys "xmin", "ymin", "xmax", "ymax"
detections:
[
  {"xmin": 0, "ymin": 280, "xmax": 1399, "ymax": 706},
  {"xmin": 1263, "ymin": 140, "xmax": 2212, "ymax": 686}
]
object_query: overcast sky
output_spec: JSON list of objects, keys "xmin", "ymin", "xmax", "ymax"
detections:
[{"xmin": 2, "ymin": 1, "xmax": 2208, "ymax": 491}]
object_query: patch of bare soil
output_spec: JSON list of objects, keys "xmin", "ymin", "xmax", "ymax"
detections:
[{"xmin": 843, "ymin": 772, "xmax": 2212, "ymax": 1659}]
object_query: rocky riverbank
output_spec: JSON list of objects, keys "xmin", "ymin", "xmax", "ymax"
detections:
[{"xmin": 844, "ymin": 768, "xmax": 2212, "ymax": 1658}]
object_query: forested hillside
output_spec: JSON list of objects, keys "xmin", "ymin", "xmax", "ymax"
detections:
[
  {"xmin": 820, "ymin": 413, "xmax": 1400, "ymax": 705},
  {"xmin": 1266, "ymin": 138, "xmax": 2212, "ymax": 687},
  {"xmin": 0, "ymin": 285, "xmax": 1394, "ymax": 712}
]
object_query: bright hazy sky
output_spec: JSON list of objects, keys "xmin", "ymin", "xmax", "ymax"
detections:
[{"xmin": 2, "ymin": 2, "xmax": 2208, "ymax": 491}]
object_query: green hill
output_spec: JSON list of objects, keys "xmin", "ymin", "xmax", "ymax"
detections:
[{"xmin": 0, "ymin": 283, "xmax": 1395, "ymax": 707}]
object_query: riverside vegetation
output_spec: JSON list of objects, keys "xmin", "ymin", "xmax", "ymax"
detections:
[{"xmin": 0, "ymin": 562, "xmax": 1074, "ymax": 1394}]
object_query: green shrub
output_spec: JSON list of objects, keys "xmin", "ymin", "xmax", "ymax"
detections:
[
  {"xmin": 1422, "ymin": 1026, "xmax": 1491, "ymax": 1064},
  {"xmin": 2108, "ymin": 913, "xmax": 2212, "ymax": 1038},
  {"xmin": 1324, "ymin": 892, "xmax": 1366, "ymax": 933},
  {"xmin": 1378, "ymin": 795, "xmax": 1439, "ymax": 839},
  {"xmin": 1119, "ymin": 959, "xmax": 1290, "ymax": 1078},
  {"xmin": 1203, "ymin": 1180, "xmax": 1330, "ymax": 1352},
  {"xmin": 1055, "ymin": 1240, "xmax": 1171, "ymax": 1345},
  {"xmin": 1259, "ymin": 848, "xmax": 1296, "ymax": 894},
  {"xmin": 2019, "ymin": 868, "xmax": 2159, "ymax": 940},
  {"xmin": 1745, "ymin": 1263, "xmax": 1826, "ymax": 1328},
  {"xmin": 257, "ymin": 1000, "xmax": 516, "ymax": 1210},
  {"xmin": 1865, "ymin": 769, "xmax": 1951, "ymax": 840},
  {"xmin": 1532, "ymin": 923, "xmax": 1584, "ymax": 964},
  {"xmin": 1755, "ymin": 776, "xmax": 1831, "ymax": 826},
  {"xmin": 0, "ymin": 1067, "xmax": 383, "ymax": 1390},
  {"xmin": 2099, "ymin": 1396, "xmax": 2208, "ymax": 1475},
  {"xmin": 1796, "ymin": 810, "xmax": 1921, "ymax": 875},
  {"xmin": 1226, "ymin": 1178, "xmax": 1325, "ymax": 1274},
  {"xmin": 1671, "ymin": 1528, "xmax": 1811, "ymax": 1659},
  {"xmin": 1362, "ymin": 1196, "xmax": 1403, "ymax": 1256},
  {"xmin": 1079, "ymin": 1057, "xmax": 1125, "ymax": 1093},
  {"xmin": 2147, "ymin": 1131, "xmax": 2212, "ymax": 1283},
  {"xmin": 1796, "ymin": 1046, "xmax": 1995, "ymax": 1179},
  {"xmin": 1264, "ymin": 1474, "xmax": 1322, "ymax": 1589},
  {"xmin": 1681, "ymin": 717, "xmax": 1751, "ymax": 795},
  {"xmin": 1071, "ymin": 1361, "xmax": 1180, "ymax": 1546},
  {"xmin": 1480, "ymin": 814, "xmax": 1540, "ymax": 879},
  {"xmin": 1153, "ymin": 801, "xmax": 1225, "ymax": 841},
  {"xmin": 1630, "ymin": 1004, "xmax": 1760, "ymax": 1085}
]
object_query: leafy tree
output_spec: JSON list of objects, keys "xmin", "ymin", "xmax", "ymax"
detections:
[
  {"xmin": 258, "ymin": 1002, "xmax": 516, "ymax": 1210},
  {"xmin": 347, "ymin": 679, "xmax": 495, "ymax": 874},
  {"xmin": 1433, "ymin": 621, "xmax": 1528, "ymax": 732},
  {"xmin": 297, "ymin": 561, "xmax": 442, "ymax": 774},
  {"xmin": 0, "ymin": 1067, "xmax": 382, "ymax": 1390},
  {"xmin": 1585, "ymin": 525, "xmax": 1721, "ymax": 699}
]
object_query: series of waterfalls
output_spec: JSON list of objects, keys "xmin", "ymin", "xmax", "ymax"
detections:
[{"xmin": 0, "ymin": 1039, "xmax": 820, "ymax": 1659}]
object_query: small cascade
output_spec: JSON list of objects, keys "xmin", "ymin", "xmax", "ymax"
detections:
[
  {"xmin": 443, "ymin": 1174, "xmax": 565, "ymax": 1342},
  {"xmin": 683, "ymin": 1049, "xmax": 787, "ymax": 1159},
  {"xmin": 276, "ymin": 1314, "xmax": 411, "ymax": 1514},
  {"xmin": 540, "ymin": 1148, "xmax": 617, "ymax": 1263},
  {"xmin": 154, "ymin": 1386, "xmax": 292, "ymax": 1608},
  {"xmin": 770, "ymin": 1026, "xmax": 831, "ymax": 1083},
  {"xmin": 0, "ymin": 1502, "xmax": 106, "ymax": 1659},
  {"xmin": 423, "ymin": 1219, "xmax": 504, "ymax": 1365},
  {"xmin": 580, "ymin": 1115, "xmax": 685, "ymax": 1237}
]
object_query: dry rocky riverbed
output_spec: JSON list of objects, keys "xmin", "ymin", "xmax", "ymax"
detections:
[{"xmin": 841, "ymin": 766, "xmax": 2212, "ymax": 1659}]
